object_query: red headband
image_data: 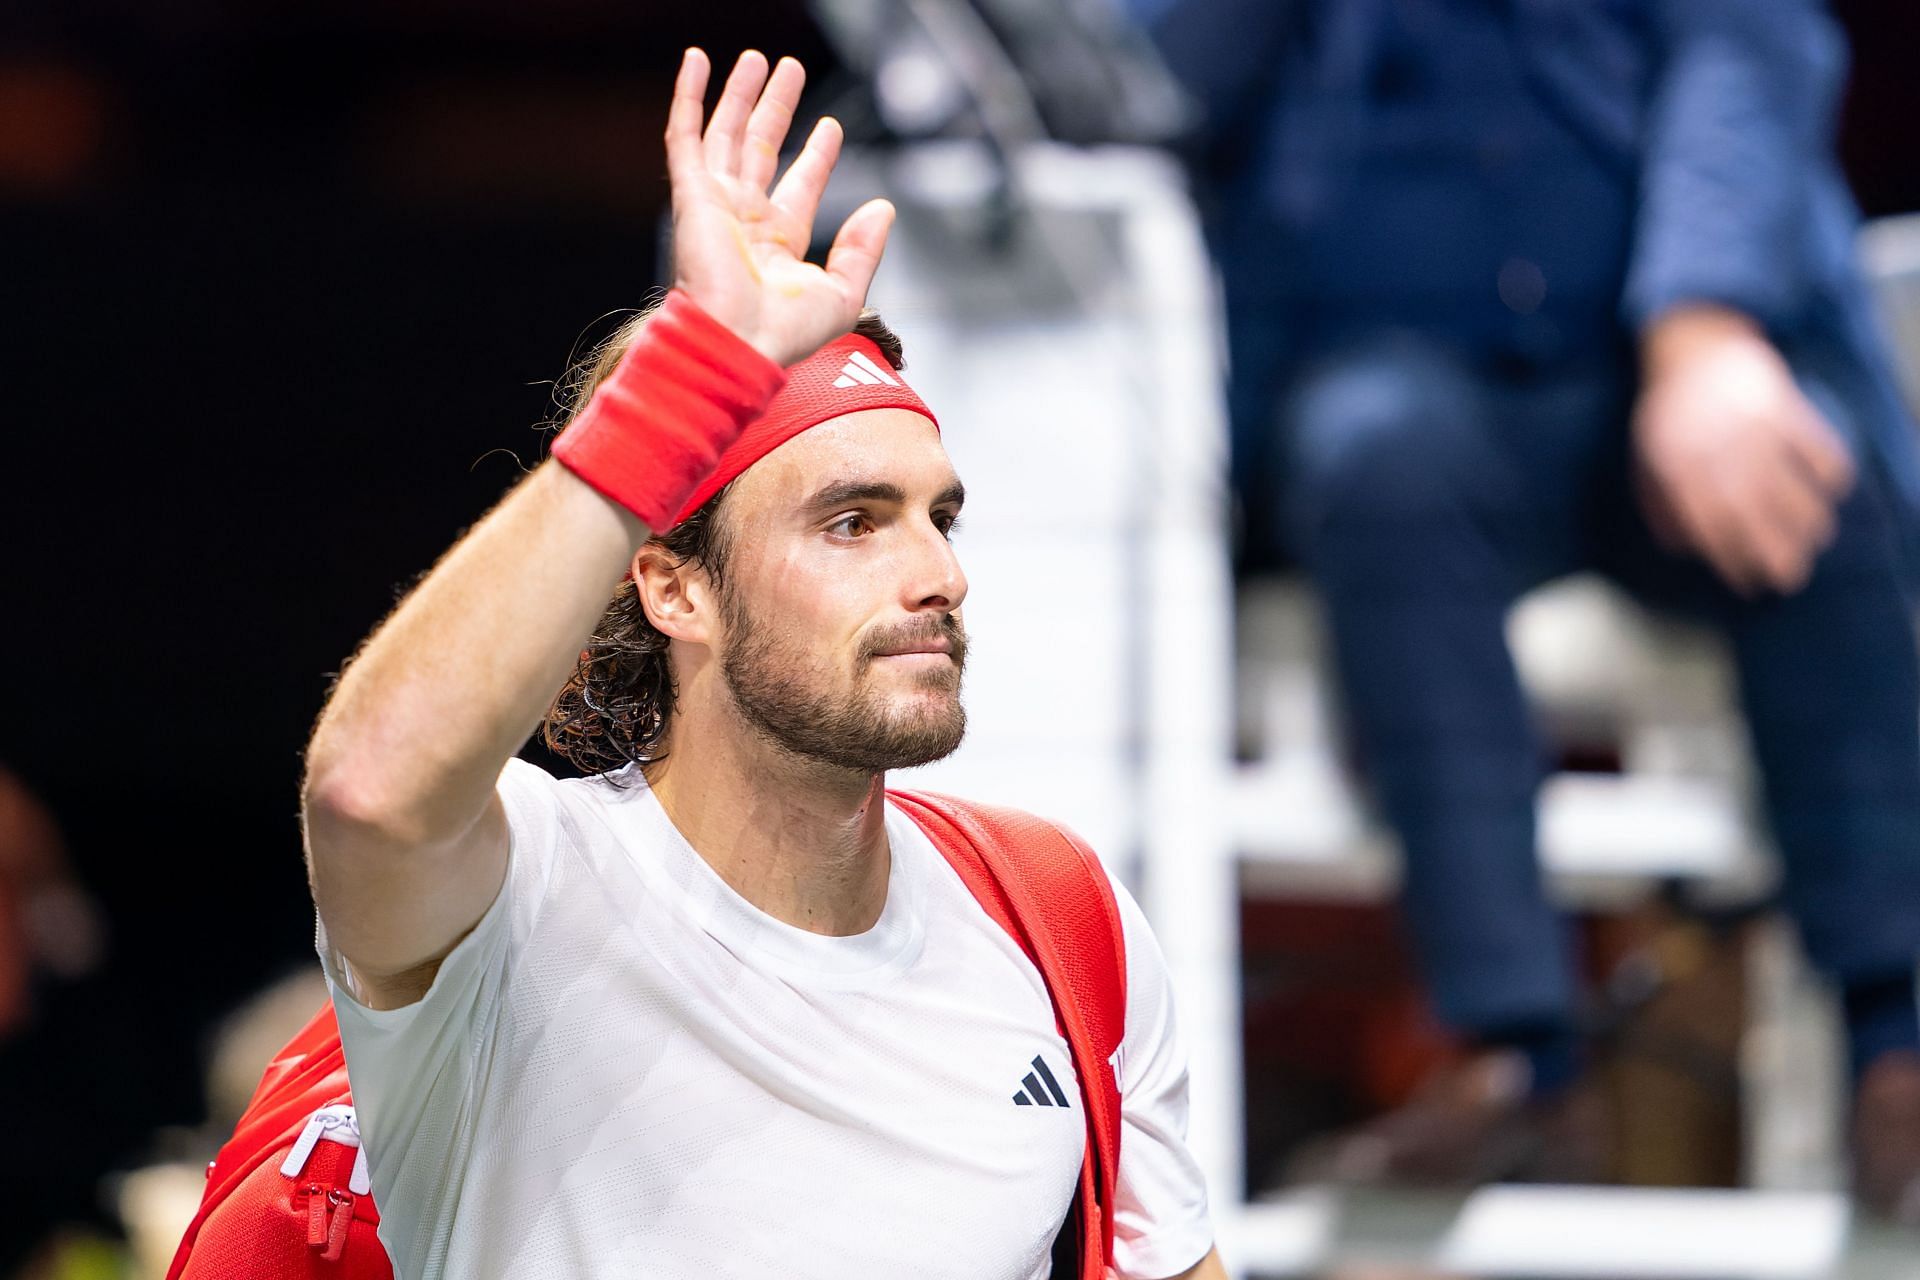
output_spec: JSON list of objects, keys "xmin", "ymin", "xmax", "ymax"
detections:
[{"xmin": 669, "ymin": 331, "xmax": 937, "ymax": 526}]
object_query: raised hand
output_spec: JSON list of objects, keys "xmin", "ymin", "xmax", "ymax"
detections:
[{"xmin": 664, "ymin": 48, "xmax": 895, "ymax": 368}]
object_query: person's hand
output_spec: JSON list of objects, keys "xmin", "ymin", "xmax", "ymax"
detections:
[
  {"xmin": 665, "ymin": 48, "xmax": 895, "ymax": 368},
  {"xmin": 1632, "ymin": 304, "xmax": 1855, "ymax": 596}
]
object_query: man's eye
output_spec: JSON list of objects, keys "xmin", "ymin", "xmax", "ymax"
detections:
[
  {"xmin": 829, "ymin": 514, "xmax": 871, "ymax": 538},
  {"xmin": 935, "ymin": 513, "xmax": 963, "ymax": 539}
]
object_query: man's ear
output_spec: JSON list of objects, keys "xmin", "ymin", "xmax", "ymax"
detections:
[{"xmin": 631, "ymin": 544, "xmax": 715, "ymax": 645}]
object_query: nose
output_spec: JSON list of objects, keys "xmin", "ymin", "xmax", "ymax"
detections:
[{"xmin": 904, "ymin": 518, "xmax": 967, "ymax": 614}]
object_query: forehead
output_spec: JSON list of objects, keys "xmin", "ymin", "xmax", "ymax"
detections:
[{"xmin": 727, "ymin": 408, "xmax": 957, "ymax": 514}]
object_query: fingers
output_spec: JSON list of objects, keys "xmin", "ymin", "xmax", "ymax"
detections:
[
  {"xmin": 1743, "ymin": 465, "xmax": 1833, "ymax": 593},
  {"xmin": 825, "ymin": 198, "xmax": 896, "ymax": 303},
  {"xmin": 1635, "ymin": 373, "xmax": 1853, "ymax": 597},
  {"xmin": 703, "ymin": 50, "xmax": 770, "ymax": 180},
  {"xmin": 1672, "ymin": 448, "xmax": 1836, "ymax": 597},
  {"xmin": 1781, "ymin": 400, "xmax": 1857, "ymax": 500},
  {"xmin": 1667, "ymin": 479, "xmax": 1766, "ymax": 596},
  {"xmin": 664, "ymin": 48, "xmax": 713, "ymax": 194},
  {"xmin": 1731, "ymin": 400, "xmax": 1852, "ymax": 593},
  {"xmin": 739, "ymin": 57, "xmax": 806, "ymax": 193},
  {"xmin": 768, "ymin": 115, "xmax": 845, "ymax": 250}
]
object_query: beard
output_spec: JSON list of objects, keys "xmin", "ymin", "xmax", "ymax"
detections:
[{"xmin": 718, "ymin": 591, "xmax": 969, "ymax": 774}]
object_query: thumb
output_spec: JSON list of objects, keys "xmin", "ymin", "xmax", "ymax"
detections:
[{"xmin": 824, "ymin": 198, "xmax": 896, "ymax": 306}]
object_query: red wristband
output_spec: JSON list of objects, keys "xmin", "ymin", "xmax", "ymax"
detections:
[{"xmin": 551, "ymin": 289, "xmax": 788, "ymax": 531}]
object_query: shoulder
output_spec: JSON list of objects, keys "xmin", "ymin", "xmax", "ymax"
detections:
[
  {"xmin": 889, "ymin": 789, "xmax": 1102, "ymax": 866},
  {"xmin": 498, "ymin": 757, "xmax": 655, "ymax": 830},
  {"xmin": 491, "ymin": 758, "xmax": 667, "ymax": 924},
  {"xmin": 894, "ymin": 786, "xmax": 1132, "ymax": 1000},
  {"xmin": 500, "ymin": 755, "xmax": 641, "ymax": 800},
  {"xmin": 894, "ymin": 790, "xmax": 1122, "ymax": 924}
]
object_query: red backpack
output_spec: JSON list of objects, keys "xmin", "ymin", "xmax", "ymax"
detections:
[
  {"xmin": 168, "ymin": 791, "xmax": 1129, "ymax": 1280},
  {"xmin": 168, "ymin": 1002, "xmax": 377, "ymax": 1278}
]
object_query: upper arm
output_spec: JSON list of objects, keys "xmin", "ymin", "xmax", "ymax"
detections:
[
  {"xmin": 305, "ymin": 781, "xmax": 511, "ymax": 1010},
  {"xmin": 296, "ymin": 460, "xmax": 642, "ymax": 1008},
  {"xmin": 310, "ymin": 768, "xmax": 558, "ymax": 1278},
  {"xmin": 1640, "ymin": 0, "xmax": 1845, "ymax": 162}
]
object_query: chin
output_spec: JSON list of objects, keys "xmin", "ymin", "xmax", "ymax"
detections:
[
  {"xmin": 888, "ymin": 686, "xmax": 963, "ymax": 725},
  {"xmin": 872, "ymin": 701, "xmax": 967, "ymax": 770}
]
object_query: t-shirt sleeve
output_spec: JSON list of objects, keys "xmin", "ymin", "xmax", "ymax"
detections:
[
  {"xmin": 1108, "ymin": 876, "xmax": 1215, "ymax": 1279},
  {"xmin": 312, "ymin": 757, "xmax": 564, "ymax": 1276}
]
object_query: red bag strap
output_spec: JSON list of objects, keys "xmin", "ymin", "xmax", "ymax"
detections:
[
  {"xmin": 166, "ymin": 1002, "xmax": 359, "ymax": 1280},
  {"xmin": 890, "ymin": 789, "xmax": 1128, "ymax": 1279}
]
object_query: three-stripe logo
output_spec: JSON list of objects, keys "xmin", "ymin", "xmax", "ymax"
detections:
[
  {"xmin": 832, "ymin": 351, "xmax": 901, "ymax": 389},
  {"xmin": 1012, "ymin": 1054, "xmax": 1071, "ymax": 1108}
]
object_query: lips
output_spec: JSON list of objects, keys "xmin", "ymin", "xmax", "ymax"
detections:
[{"xmin": 865, "ymin": 618, "xmax": 966, "ymax": 665}]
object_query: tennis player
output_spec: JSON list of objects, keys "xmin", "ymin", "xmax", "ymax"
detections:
[{"xmin": 302, "ymin": 47, "xmax": 1224, "ymax": 1280}]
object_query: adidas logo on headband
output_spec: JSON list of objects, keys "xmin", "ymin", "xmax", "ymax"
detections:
[
  {"xmin": 661, "ymin": 329, "xmax": 937, "ymax": 527},
  {"xmin": 832, "ymin": 351, "xmax": 901, "ymax": 388}
]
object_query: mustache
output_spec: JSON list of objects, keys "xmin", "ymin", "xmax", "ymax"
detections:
[{"xmin": 860, "ymin": 613, "xmax": 968, "ymax": 667}]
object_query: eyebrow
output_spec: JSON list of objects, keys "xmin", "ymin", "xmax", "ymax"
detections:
[{"xmin": 801, "ymin": 478, "xmax": 967, "ymax": 515}]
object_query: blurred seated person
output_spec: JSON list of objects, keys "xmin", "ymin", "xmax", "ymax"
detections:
[
  {"xmin": 0, "ymin": 765, "xmax": 102, "ymax": 1042},
  {"xmin": 0, "ymin": 765, "xmax": 108, "ymax": 1277},
  {"xmin": 1128, "ymin": 0, "xmax": 1920, "ymax": 1216}
]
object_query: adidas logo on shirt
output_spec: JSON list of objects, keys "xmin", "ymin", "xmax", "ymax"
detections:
[
  {"xmin": 1011, "ymin": 1054, "xmax": 1071, "ymax": 1108},
  {"xmin": 832, "ymin": 351, "xmax": 900, "ymax": 389}
]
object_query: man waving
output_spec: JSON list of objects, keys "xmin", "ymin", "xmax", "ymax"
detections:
[{"xmin": 302, "ymin": 48, "xmax": 1222, "ymax": 1280}]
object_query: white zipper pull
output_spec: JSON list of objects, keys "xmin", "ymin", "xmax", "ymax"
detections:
[
  {"xmin": 349, "ymin": 1142, "xmax": 371, "ymax": 1196},
  {"xmin": 282, "ymin": 1112, "xmax": 328, "ymax": 1180},
  {"xmin": 281, "ymin": 1104, "xmax": 363, "ymax": 1181}
]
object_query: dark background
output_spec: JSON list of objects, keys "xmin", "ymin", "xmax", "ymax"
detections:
[
  {"xmin": 0, "ymin": 2, "xmax": 838, "ymax": 1257},
  {"xmin": 0, "ymin": 0, "xmax": 1915, "ymax": 1258}
]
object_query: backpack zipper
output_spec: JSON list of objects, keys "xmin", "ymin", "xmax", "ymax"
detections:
[
  {"xmin": 297, "ymin": 1182, "xmax": 357, "ymax": 1261},
  {"xmin": 282, "ymin": 1103, "xmax": 371, "ymax": 1194},
  {"xmin": 285, "ymin": 1103, "xmax": 371, "ymax": 1265}
]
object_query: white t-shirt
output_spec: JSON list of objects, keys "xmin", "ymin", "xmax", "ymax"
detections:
[{"xmin": 318, "ymin": 759, "xmax": 1212, "ymax": 1280}]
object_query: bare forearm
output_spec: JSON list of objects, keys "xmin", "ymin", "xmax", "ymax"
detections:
[
  {"xmin": 303, "ymin": 462, "xmax": 641, "ymax": 971},
  {"xmin": 308, "ymin": 461, "xmax": 640, "ymax": 835}
]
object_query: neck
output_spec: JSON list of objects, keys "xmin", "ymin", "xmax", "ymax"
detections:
[{"xmin": 644, "ymin": 709, "xmax": 892, "ymax": 937}]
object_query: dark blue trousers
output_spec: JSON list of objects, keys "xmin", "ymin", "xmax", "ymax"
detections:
[{"xmin": 1273, "ymin": 335, "xmax": 1920, "ymax": 1037}]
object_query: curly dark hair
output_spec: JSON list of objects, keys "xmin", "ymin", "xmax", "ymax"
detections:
[{"xmin": 540, "ymin": 305, "xmax": 909, "ymax": 775}]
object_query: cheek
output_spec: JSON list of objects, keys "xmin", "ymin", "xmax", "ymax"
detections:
[{"xmin": 744, "ymin": 549, "xmax": 873, "ymax": 654}]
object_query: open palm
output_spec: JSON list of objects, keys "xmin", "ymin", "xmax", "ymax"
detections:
[{"xmin": 665, "ymin": 49, "xmax": 894, "ymax": 368}]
